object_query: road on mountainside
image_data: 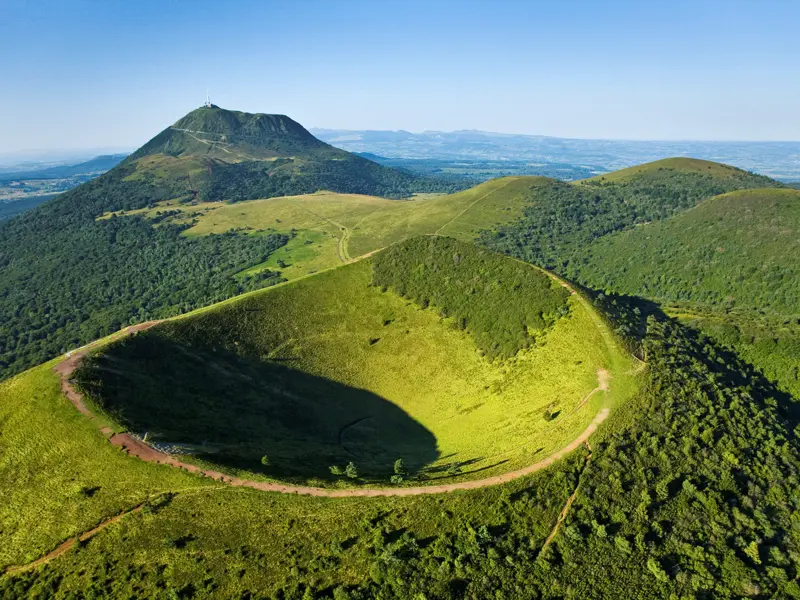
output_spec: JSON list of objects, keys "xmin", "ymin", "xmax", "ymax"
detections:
[
  {"xmin": 3, "ymin": 505, "xmax": 146, "ymax": 575},
  {"xmin": 294, "ymin": 205, "xmax": 353, "ymax": 262}
]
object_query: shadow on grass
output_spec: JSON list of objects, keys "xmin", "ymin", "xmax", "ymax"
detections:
[
  {"xmin": 74, "ymin": 332, "xmax": 439, "ymax": 482},
  {"xmin": 417, "ymin": 457, "xmax": 510, "ymax": 481}
]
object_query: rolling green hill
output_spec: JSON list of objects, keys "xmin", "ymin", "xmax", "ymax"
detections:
[
  {"xmin": 477, "ymin": 159, "xmax": 799, "ymax": 415},
  {"xmin": 475, "ymin": 159, "xmax": 800, "ymax": 444},
  {"xmin": 566, "ymin": 188, "xmax": 800, "ymax": 316},
  {"xmin": 71, "ymin": 237, "xmax": 635, "ymax": 485},
  {"xmin": 480, "ymin": 158, "xmax": 780, "ymax": 272},
  {"xmin": 579, "ymin": 156, "xmax": 769, "ymax": 184},
  {"xmin": 2, "ymin": 259, "xmax": 800, "ymax": 598}
]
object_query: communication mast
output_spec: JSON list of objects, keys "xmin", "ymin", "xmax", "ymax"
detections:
[{"xmin": 204, "ymin": 89, "xmax": 212, "ymax": 108}]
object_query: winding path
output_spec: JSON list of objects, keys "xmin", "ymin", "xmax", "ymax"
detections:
[
  {"xmin": 51, "ymin": 244, "xmax": 627, "ymax": 498},
  {"xmin": 4, "ymin": 504, "xmax": 145, "ymax": 575},
  {"xmin": 55, "ymin": 335, "xmax": 610, "ymax": 497}
]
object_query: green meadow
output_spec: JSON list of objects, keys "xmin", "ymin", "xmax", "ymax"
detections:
[{"xmin": 97, "ymin": 176, "xmax": 543, "ymax": 284}]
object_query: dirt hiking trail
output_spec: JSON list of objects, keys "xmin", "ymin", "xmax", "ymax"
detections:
[
  {"xmin": 52, "ymin": 248, "xmax": 627, "ymax": 499},
  {"xmin": 55, "ymin": 325, "xmax": 611, "ymax": 497},
  {"xmin": 4, "ymin": 504, "xmax": 145, "ymax": 576}
]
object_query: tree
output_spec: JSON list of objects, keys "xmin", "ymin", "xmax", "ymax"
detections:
[
  {"xmin": 329, "ymin": 465, "xmax": 344, "ymax": 476},
  {"xmin": 393, "ymin": 458, "xmax": 407, "ymax": 476},
  {"xmin": 260, "ymin": 455, "xmax": 270, "ymax": 467},
  {"xmin": 345, "ymin": 462, "xmax": 359, "ymax": 479}
]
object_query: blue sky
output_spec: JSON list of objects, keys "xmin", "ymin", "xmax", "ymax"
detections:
[{"xmin": 2, "ymin": 0, "xmax": 800, "ymax": 152}]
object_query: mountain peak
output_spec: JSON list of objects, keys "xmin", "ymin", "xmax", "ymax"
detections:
[
  {"xmin": 128, "ymin": 106, "xmax": 325, "ymax": 163},
  {"xmin": 172, "ymin": 106, "xmax": 316, "ymax": 142}
]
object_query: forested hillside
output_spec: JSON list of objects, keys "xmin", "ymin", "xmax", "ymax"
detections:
[
  {"xmin": 674, "ymin": 308, "xmax": 800, "ymax": 401},
  {"xmin": 0, "ymin": 161, "xmax": 289, "ymax": 376},
  {"xmin": 479, "ymin": 159, "xmax": 778, "ymax": 272},
  {"xmin": 476, "ymin": 158, "xmax": 800, "ymax": 427},
  {"xmin": 564, "ymin": 189, "xmax": 800, "ymax": 316}
]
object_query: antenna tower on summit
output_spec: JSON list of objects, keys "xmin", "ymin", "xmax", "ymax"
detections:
[{"xmin": 204, "ymin": 89, "xmax": 212, "ymax": 108}]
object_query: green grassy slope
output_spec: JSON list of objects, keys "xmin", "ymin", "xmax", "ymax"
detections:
[
  {"xmin": 0, "ymin": 362, "xmax": 208, "ymax": 571},
  {"xmin": 566, "ymin": 188, "xmax": 800, "ymax": 316},
  {"xmin": 3, "ymin": 296, "xmax": 800, "ymax": 598},
  {"xmin": 73, "ymin": 238, "xmax": 635, "ymax": 485},
  {"xmin": 96, "ymin": 176, "xmax": 548, "ymax": 284},
  {"xmin": 579, "ymin": 156, "xmax": 768, "ymax": 183}
]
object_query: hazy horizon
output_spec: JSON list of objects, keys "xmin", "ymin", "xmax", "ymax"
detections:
[{"xmin": 4, "ymin": 123, "xmax": 800, "ymax": 165}]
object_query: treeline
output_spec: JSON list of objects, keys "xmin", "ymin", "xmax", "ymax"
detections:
[
  {"xmin": 202, "ymin": 155, "xmax": 468, "ymax": 203},
  {"xmin": 0, "ymin": 163, "xmax": 288, "ymax": 377},
  {"xmin": 479, "ymin": 168, "xmax": 778, "ymax": 272},
  {"xmin": 372, "ymin": 236, "xmax": 570, "ymax": 360}
]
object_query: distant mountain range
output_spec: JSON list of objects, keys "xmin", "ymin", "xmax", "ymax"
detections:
[
  {"xmin": 312, "ymin": 128, "xmax": 800, "ymax": 181},
  {"xmin": 0, "ymin": 154, "xmax": 127, "ymax": 182}
]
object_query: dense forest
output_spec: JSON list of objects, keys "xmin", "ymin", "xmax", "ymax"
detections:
[
  {"xmin": 0, "ymin": 162, "xmax": 288, "ymax": 378},
  {"xmin": 372, "ymin": 236, "xmax": 570, "ymax": 360},
  {"xmin": 675, "ymin": 309, "xmax": 800, "ymax": 401}
]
